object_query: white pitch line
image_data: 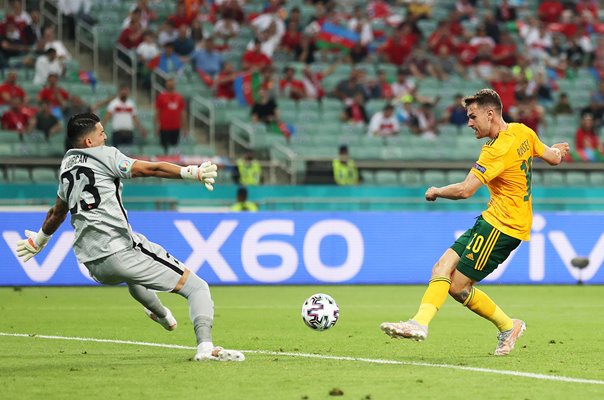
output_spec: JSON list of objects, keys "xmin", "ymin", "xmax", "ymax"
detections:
[{"xmin": 1, "ymin": 332, "xmax": 602, "ymax": 386}]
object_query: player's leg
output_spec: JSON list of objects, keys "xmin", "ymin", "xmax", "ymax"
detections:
[
  {"xmin": 451, "ymin": 218, "xmax": 525, "ymax": 355},
  {"xmin": 127, "ymin": 283, "xmax": 177, "ymax": 331},
  {"xmin": 380, "ymin": 223, "xmax": 480, "ymax": 340}
]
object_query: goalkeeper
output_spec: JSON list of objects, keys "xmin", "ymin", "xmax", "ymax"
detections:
[
  {"xmin": 15, "ymin": 113, "xmax": 244, "ymax": 362},
  {"xmin": 381, "ymin": 89, "xmax": 570, "ymax": 356}
]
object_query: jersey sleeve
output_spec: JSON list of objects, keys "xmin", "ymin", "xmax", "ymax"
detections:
[
  {"xmin": 470, "ymin": 143, "xmax": 505, "ymax": 184},
  {"xmin": 103, "ymin": 147, "xmax": 137, "ymax": 179},
  {"xmin": 530, "ymin": 128, "xmax": 546, "ymax": 157}
]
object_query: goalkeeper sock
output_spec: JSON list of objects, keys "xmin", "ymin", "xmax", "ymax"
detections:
[
  {"xmin": 128, "ymin": 284, "xmax": 166, "ymax": 318},
  {"xmin": 463, "ymin": 287, "xmax": 513, "ymax": 332},
  {"xmin": 176, "ymin": 272, "xmax": 214, "ymax": 345},
  {"xmin": 411, "ymin": 276, "xmax": 451, "ymax": 326}
]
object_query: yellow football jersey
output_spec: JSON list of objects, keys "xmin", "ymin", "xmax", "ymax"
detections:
[{"xmin": 469, "ymin": 123, "xmax": 546, "ymax": 241}]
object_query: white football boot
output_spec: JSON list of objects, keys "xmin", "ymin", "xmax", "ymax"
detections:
[
  {"xmin": 380, "ymin": 319, "xmax": 428, "ymax": 341},
  {"xmin": 494, "ymin": 319, "xmax": 526, "ymax": 356},
  {"xmin": 144, "ymin": 307, "xmax": 177, "ymax": 331},
  {"xmin": 194, "ymin": 344, "xmax": 245, "ymax": 362}
]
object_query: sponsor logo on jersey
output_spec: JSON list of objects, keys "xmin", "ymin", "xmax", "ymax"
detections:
[
  {"xmin": 473, "ymin": 163, "xmax": 486, "ymax": 173},
  {"xmin": 118, "ymin": 159, "xmax": 132, "ymax": 173}
]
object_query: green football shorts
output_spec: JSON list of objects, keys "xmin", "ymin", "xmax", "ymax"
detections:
[{"xmin": 451, "ymin": 216, "xmax": 522, "ymax": 282}]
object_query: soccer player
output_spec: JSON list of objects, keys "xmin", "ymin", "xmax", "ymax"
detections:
[
  {"xmin": 15, "ymin": 113, "xmax": 244, "ymax": 362},
  {"xmin": 380, "ymin": 89, "xmax": 570, "ymax": 355}
]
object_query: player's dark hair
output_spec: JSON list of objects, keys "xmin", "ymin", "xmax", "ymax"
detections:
[
  {"xmin": 67, "ymin": 113, "xmax": 100, "ymax": 146},
  {"xmin": 463, "ymin": 88, "xmax": 503, "ymax": 114}
]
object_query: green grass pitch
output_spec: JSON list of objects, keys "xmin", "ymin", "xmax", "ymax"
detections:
[{"xmin": 1, "ymin": 285, "xmax": 603, "ymax": 399}]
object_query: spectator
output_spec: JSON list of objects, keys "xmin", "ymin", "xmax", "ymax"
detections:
[
  {"xmin": 148, "ymin": 42, "xmax": 185, "ymax": 75},
  {"xmin": 0, "ymin": 21, "xmax": 30, "ymax": 68},
  {"xmin": 391, "ymin": 69, "xmax": 416, "ymax": 102},
  {"xmin": 342, "ymin": 92, "xmax": 369, "ymax": 125},
  {"xmin": 280, "ymin": 19, "xmax": 301, "ymax": 53},
  {"xmin": 63, "ymin": 95, "xmax": 91, "ymax": 122},
  {"xmin": 332, "ymin": 145, "xmax": 359, "ymax": 186},
  {"xmin": 155, "ymin": 77, "xmax": 187, "ymax": 151},
  {"xmin": 293, "ymin": 34, "xmax": 316, "ymax": 64},
  {"xmin": 515, "ymin": 97, "xmax": 545, "ymax": 133},
  {"xmin": 538, "ymin": 0, "xmax": 564, "ymax": 23},
  {"xmin": 552, "ymin": 93, "xmax": 574, "ymax": 116},
  {"xmin": 233, "ymin": 151, "xmax": 261, "ymax": 186},
  {"xmin": 490, "ymin": 68, "xmax": 517, "ymax": 112},
  {"xmin": 57, "ymin": 0, "xmax": 94, "ymax": 40},
  {"xmin": 214, "ymin": 62, "xmax": 237, "ymax": 100},
  {"xmin": 35, "ymin": 100, "xmax": 62, "ymax": 139},
  {"xmin": 441, "ymin": 93, "xmax": 469, "ymax": 131},
  {"xmin": 33, "ymin": 48, "xmax": 64, "ymax": 86},
  {"xmin": 581, "ymin": 99, "xmax": 604, "ymax": 129},
  {"xmin": 6, "ymin": 0, "xmax": 32, "ymax": 27},
  {"xmin": 130, "ymin": 0, "xmax": 157, "ymax": 28},
  {"xmin": 368, "ymin": 103, "xmax": 400, "ymax": 137},
  {"xmin": 251, "ymin": 88, "xmax": 278, "ymax": 124},
  {"xmin": 118, "ymin": 13, "xmax": 145, "ymax": 50},
  {"xmin": 101, "ymin": 84, "xmax": 147, "ymax": 147},
  {"xmin": 528, "ymin": 71, "xmax": 553, "ymax": 107},
  {"xmin": 347, "ymin": 42, "xmax": 369, "ymax": 64},
  {"xmin": 495, "ymin": 0, "xmax": 517, "ymax": 23},
  {"xmin": 123, "ymin": 7, "xmax": 148, "ymax": 30},
  {"xmin": 173, "ymin": 25, "xmax": 195, "ymax": 57},
  {"xmin": 279, "ymin": 66, "xmax": 305, "ymax": 100},
  {"xmin": 38, "ymin": 26, "xmax": 71, "ymax": 60},
  {"xmin": 136, "ymin": 31, "xmax": 161, "ymax": 63},
  {"xmin": 157, "ymin": 21, "xmax": 178, "ymax": 47},
  {"xmin": 455, "ymin": 0, "xmax": 477, "ymax": 22},
  {"xmin": 300, "ymin": 64, "xmax": 336, "ymax": 102},
  {"xmin": 574, "ymin": 113, "xmax": 603, "ymax": 161},
  {"xmin": 433, "ymin": 45, "xmax": 467, "ymax": 80},
  {"xmin": 407, "ymin": 48, "xmax": 439, "ymax": 80},
  {"xmin": 213, "ymin": 17, "xmax": 239, "ymax": 47},
  {"xmin": 380, "ymin": 24, "xmax": 418, "ymax": 66},
  {"xmin": 410, "ymin": 101, "xmax": 439, "ymax": 139},
  {"xmin": 168, "ymin": 1, "xmax": 196, "ymax": 29},
  {"xmin": 250, "ymin": 12, "xmax": 285, "ymax": 58},
  {"xmin": 334, "ymin": 69, "xmax": 368, "ymax": 104},
  {"xmin": 37, "ymin": 74, "xmax": 69, "ymax": 116},
  {"xmin": 242, "ymin": 39, "xmax": 272, "ymax": 71},
  {"xmin": 348, "ymin": 6, "xmax": 374, "ymax": 46},
  {"xmin": 0, "ymin": 71, "xmax": 26, "ymax": 112},
  {"xmin": 23, "ymin": 9, "xmax": 43, "ymax": 46},
  {"xmin": 190, "ymin": 37, "xmax": 224, "ymax": 78},
  {"xmin": 230, "ymin": 187, "xmax": 259, "ymax": 212},
  {"xmin": 368, "ymin": 70, "xmax": 394, "ymax": 100},
  {"xmin": 1, "ymin": 97, "xmax": 35, "ymax": 134}
]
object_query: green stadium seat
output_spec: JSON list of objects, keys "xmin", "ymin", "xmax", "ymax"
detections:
[
  {"xmin": 141, "ymin": 145, "xmax": 166, "ymax": 156},
  {"xmin": 589, "ymin": 172, "xmax": 604, "ymax": 186},
  {"xmin": 399, "ymin": 170, "xmax": 422, "ymax": 186},
  {"xmin": 32, "ymin": 168, "xmax": 58, "ymax": 183},
  {"xmin": 423, "ymin": 170, "xmax": 448, "ymax": 186},
  {"xmin": 543, "ymin": 171, "xmax": 565, "ymax": 186},
  {"xmin": 447, "ymin": 170, "xmax": 468, "ymax": 183},
  {"xmin": 11, "ymin": 167, "xmax": 32, "ymax": 182},
  {"xmin": 0, "ymin": 130, "xmax": 23, "ymax": 143},
  {"xmin": 566, "ymin": 172, "xmax": 589, "ymax": 186},
  {"xmin": 375, "ymin": 170, "xmax": 399, "ymax": 185},
  {"xmin": 360, "ymin": 170, "xmax": 375, "ymax": 184}
]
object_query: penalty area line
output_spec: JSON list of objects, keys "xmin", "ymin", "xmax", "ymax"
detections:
[{"xmin": 1, "ymin": 332, "xmax": 602, "ymax": 386}]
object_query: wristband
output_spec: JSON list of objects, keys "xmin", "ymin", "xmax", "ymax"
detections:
[
  {"xmin": 36, "ymin": 229, "xmax": 52, "ymax": 246},
  {"xmin": 180, "ymin": 165, "xmax": 200, "ymax": 181}
]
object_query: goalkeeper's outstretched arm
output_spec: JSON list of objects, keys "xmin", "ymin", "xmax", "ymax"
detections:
[{"xmin": 131, "ymin": 160, "xmax": 218, "ymax": 191}]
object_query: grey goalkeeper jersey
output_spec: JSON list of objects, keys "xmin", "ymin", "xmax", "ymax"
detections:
[{"xmin": 57, "ymin": 146, "xmax": 137, "ymax": 262}]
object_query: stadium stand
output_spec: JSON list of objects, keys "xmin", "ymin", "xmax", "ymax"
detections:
[{"xmin": 1, "ymin": 0, "xmax": 603, "ymax": 194}]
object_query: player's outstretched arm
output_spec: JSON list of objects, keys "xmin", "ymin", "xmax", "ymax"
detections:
[
  {"xmin": 425, "ymin": 172, "xmax": 483, "ymax": 201},
  {"xmin": 540, "ymin": 142, "xmax": 570, "ymax": 166},
  {"xmin": 16, "ymin": 197, "xmax": 69, "ymax": 262},
  {"xmin": 131, "ymin": 160, "xmax": 218, "ymax": 191}
]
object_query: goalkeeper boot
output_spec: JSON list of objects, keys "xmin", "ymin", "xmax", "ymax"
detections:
[
  {"xmin": 194, "ymin": 345, "xmax": 245, "ymax": 362},
  {"xmin": 494, "ymin": 319, "xmax": 526, "ymax": 356},
  {"xmin": 380, "ymin": 319, "xmax": 428, "ymax": 341},
  {"xmin": 145, "ymin": 306, "xmax": 177, "ymax": 331}
]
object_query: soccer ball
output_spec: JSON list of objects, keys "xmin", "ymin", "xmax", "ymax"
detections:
[{"xmin": 301, "ymin": 293, "xmax": 339, "ymax": 331}]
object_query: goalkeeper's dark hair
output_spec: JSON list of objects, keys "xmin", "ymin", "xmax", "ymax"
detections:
[
  {"xmin": 462, "ymin": 88, "xmax": 503, "ymax": 115},
  {"xmin": 67, "ymin": 113, "xmax": 100, "ymax": 146}
]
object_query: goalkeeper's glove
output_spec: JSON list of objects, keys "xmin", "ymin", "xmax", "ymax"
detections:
[
  {"xmin": 16, "ymin": 229, "xmax": 52, "ymax": 262},
  {"xmin": 180, "ymin": 161, "xmax": 218, "ymax": 191}
]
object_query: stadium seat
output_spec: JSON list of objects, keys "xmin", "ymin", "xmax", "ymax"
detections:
[
  {"xmin": 589, "ymin": 172, "xmax": 604, "ymax": 186},
  {"xmin": 542, "ymin": 171, "xmax": 565, "ymax": 186},
  {"xmin": 375, "ymin": 170, "xmax": 399, "ymax": 185},
  {"xmin": 32, "ymin": 168, "xmax": 58, "ymax": 183},
  {"xmin": 399, "ymin": 170, "xmax": 422, "ymax": 186},
  {"xmin": 423, "ymin": 170, "xmax": 448, "ymax": 186},
  {"xmin": 566, "ymin": 172, "xmax": 589, "ymax": 186},
  {"xmin": 361, "ymin": 170, "xmax": 375, "ymax": 184},
  {"xmin": 11, "ymin": 167, "xmax": 32, "ymax": 182},
  {"xmin": 447, "ymin": 170, "xmax": 468, "ymax": 183}
]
